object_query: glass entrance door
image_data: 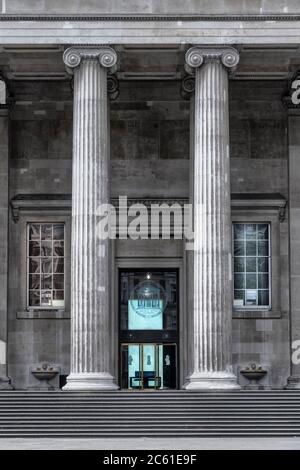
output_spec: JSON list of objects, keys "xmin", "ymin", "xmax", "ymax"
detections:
[
  {"xmin": 119, "ymin": 268, "xmax": 179, "ymax": 390},
  {"xmin": 121, "ymin": 343, "xmax": 177, "ymax": 390}
]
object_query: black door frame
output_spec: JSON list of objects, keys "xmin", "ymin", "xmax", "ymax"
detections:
[{"xmin": 118, "ymin": 267, "xmax": 180, "ymax": 390}]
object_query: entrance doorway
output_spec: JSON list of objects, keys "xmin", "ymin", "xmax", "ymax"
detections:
[
  {"xmin": 121, "ymin": 343, "xmax": 177, "ymax": 390},
  {"xmin": 119, "ymin": 269, "xmax": 179, "ymax": 390}
]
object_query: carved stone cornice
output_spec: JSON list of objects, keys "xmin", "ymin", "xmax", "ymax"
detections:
[
  {"xmin": 10, "ymin": 193, "xmax": 287, "ymax": 223},
  {"xmin": 231, "ymin": 193, "xmax": 287, "ymax": 222},
  {"xmin": 185, "ymin": 46, "xmax": 240, "ymax": 75},
  {"xmin": 10, "ymin": 194, "xmax": 71, "ymax": 222},
  {"xmin": 63, "ymin": 46, "xmax": 118, "ymax": 74}
]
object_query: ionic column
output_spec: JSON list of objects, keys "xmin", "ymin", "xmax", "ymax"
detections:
[
  {"xmin": 63, "ymin": 47, "xmax": 118, "ymax": 390},
  {"xmin": 0, "ymin": 78, "xmax": 12, "ymax": 390},
  {"xmin": 284, "ymin": 79, "xmax": 300, "ymax": 389},
  {"xmin": 183, "ymin": 47, "xmax": 240, "ymax": 389}
]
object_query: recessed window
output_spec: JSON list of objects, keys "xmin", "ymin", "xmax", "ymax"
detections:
[
  {"xmin": 233, "ymin": 223, "xmax": 270, "ymax": 308},
  {"xmin": 27, "ymin": 223, "xmax": 65, "ymax": 308}
]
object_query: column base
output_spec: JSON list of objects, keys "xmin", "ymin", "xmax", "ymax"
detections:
[
  {"xmin": 285, "ymin": 375, "xmax": 300, "ymax": 389},
  {"xmin": 182, "ymin": 371, "xmax": 241, "ymax": 390},
  {"xmin": 62, "ymin": 372, "xmax": 119, "ymax": 391}
]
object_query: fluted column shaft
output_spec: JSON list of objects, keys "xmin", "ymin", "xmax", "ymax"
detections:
[
  {"xmin": 0, "ymin": 104, "xmax": 12, "ymax": 390},
  {"xmin": 285, "ymin": 103, "xmax": 300, "ymax": 389},
  {"xmin": 183, "ymin": 47, "xmax": 240, "ymax": 389},
  {"xmin": 63, "ymin": 47, "xmax": 118, "ymax": 390}
]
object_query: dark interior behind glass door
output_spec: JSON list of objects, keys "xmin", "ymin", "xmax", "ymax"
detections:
[
  {"xmin": 119, "ymin": 270, "xmax": 178, "ymax": 343},
  {"xmin": 121, "ymin": 343, "xmax": 177, "ymax": 390},
  {"xmin": 119, "ymin": 269, "xmax": 179, "ymax": 389}
]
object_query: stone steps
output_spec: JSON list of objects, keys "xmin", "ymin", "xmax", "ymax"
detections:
[
  {"xmin": 2, "ymin": 411, "xmax": 300, "ymax": 415},
  {"xmin": 1, "ymin": 391, "xmax": 300, "ymax": 437},
  {"xmin": 1, "ymin": 417, "xmax": 300, "ymax": 422}
]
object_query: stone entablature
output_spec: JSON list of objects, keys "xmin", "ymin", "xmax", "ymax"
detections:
[
  {"xmin": 2, "ymin": 17, "xmax": 300, "ymax": 46},
  {"xmin": 3, "ymin": 0, "xmax": 300, "ymax": 17}
]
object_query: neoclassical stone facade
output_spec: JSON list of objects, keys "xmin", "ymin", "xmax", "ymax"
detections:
[{"xmin": 1, "ymin": 1, "xmax": 300, "ymax": 391}]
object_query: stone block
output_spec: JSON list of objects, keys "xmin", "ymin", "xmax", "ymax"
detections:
[
  {"xmin": 160, "ymin": 120, "xmax": 189, "ymax": 159},
  {"xmin": 230, "ymin": 119, "xmax": 250, "ymax": 159},
  {"xmin": 250, "ymin": 120, "xmax": 287, "ymax": 160}
]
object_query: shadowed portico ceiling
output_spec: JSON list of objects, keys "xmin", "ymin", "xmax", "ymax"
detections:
[{"xmin": 0, "ymin": 44, "xmax": 300, "ymax": 81}]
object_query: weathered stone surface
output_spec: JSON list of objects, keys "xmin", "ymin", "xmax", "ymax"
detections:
[
  {"xmin": 62, "ymin": 46, "xmax": 118, "ymax": 391},
  {"xmin": 183, "ymin": 47, "xmax": 240, "ymax": 390},
  {"xmin": 0, "ymin": 109, "xmax": 12, "ymax": 389},
  {"xmin": 286, "ymin": 111, "xmax": 300, "ymax": 389},
  {"xmin": 3, "ymin": 57, "xmax": 291, "ymax": 390}
]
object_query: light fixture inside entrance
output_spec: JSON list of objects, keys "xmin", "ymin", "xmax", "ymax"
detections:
[{"xmin": 146, "ymin": 273, "xmax": 151, "ymax": 280}]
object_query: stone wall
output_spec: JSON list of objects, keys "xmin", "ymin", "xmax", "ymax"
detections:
[{"xmin": 9, "ymin": 79, "xmax": 288, "ymax": 199}]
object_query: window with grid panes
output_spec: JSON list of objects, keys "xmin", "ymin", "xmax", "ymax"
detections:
[
  {"xmin": 27, "ymin": 223, "xmax": 65, "ymax": 308},
  {"xmin": 233, "ymin": 223, "xmax": 270, "ymax": 308}
]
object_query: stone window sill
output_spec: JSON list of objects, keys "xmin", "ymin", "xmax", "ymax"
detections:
[
  {"xmin": 17, "ymin": 310, "xmax": 70, "ymax": 319},
  {"xmin": 232, "ymin": 309, "xmax": 282, "ymax": 319}
]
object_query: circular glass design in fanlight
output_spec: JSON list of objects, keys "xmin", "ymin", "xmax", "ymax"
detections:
[{"xmin": 129, "ymin": 280, "xmax": 167, "ymax": 318}]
